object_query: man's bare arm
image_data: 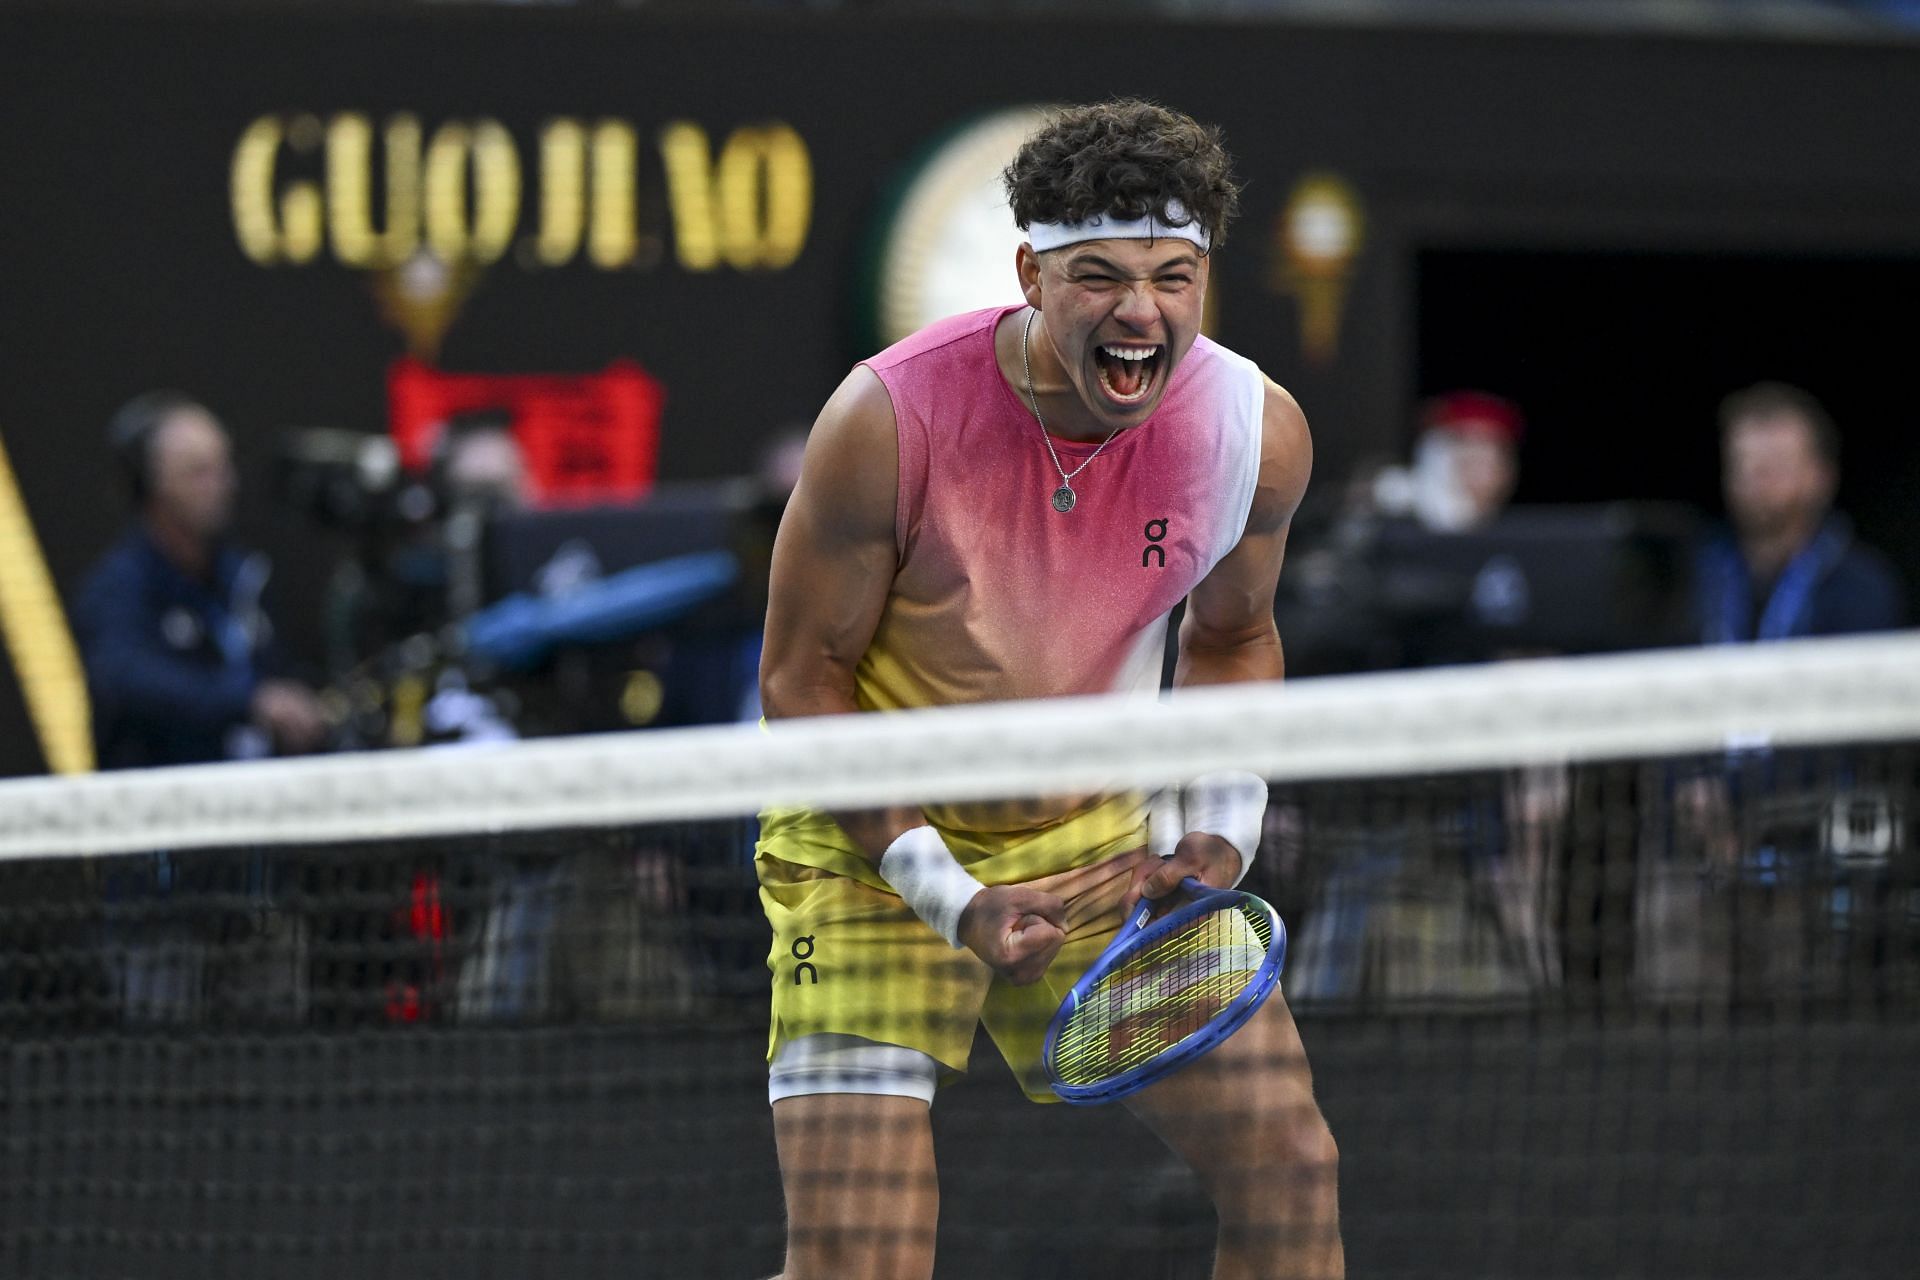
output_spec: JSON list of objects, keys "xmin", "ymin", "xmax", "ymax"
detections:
[
  {"xmin": 758, "ymin": 366, "xmax": 1066, "ymax": 978},
  {"xmin": 1130, "ymin": 380, "xmax": 1311, "ymax": 908},
  {"xmin": 758, "ymin": 367, "xmax": 918, "ymax": 856},
  {"xmin": 1176, "ymin": 379, "xmax": 1312, "ymax": 688}
]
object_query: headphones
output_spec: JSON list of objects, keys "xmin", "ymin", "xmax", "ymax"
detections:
[{"xmin": 107, "ymin": 390, "xmax": 202, "ymax": 504}]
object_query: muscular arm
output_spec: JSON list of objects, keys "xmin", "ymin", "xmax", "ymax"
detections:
[
  {"xmin": 758, "ymin": 367, "xmax": 922, "ymax": 859},
  {"xmin": 1130, "ymin": 381, "xmax": 1311, "ymax": 908},
  {"xmin": 760, "ymin": 367, "xmax": 897, "ymax": 723},
  {"xmin": 759, "ymin": 365, "xmax": 1068, "ymax": 978},
  {"xmin": 1175, "ymin": 379, "xmax": 1312, "ymax": 688}
]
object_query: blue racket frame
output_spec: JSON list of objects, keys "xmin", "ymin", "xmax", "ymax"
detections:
[{"xmin": 1043, "ymin": 878, "xmax": 1287, "ymax": 1106}]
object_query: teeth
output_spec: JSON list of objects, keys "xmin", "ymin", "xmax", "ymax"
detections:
[{"xmin": 1102, "ymin": 345, "xmax": 1157, "ymax": 361}]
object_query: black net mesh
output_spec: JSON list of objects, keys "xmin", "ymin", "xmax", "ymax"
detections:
[{"xmin": 2, "ymin": 736, "xmax": 1918, "ymax": 1278}]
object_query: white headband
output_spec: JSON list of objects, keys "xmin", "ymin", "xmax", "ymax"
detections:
[{"xmin": 1025, "ymin": 200, "xmax": 1212, "ymax": 254}]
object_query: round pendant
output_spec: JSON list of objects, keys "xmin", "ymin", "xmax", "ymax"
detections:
[{"xmin": 1051, "ymin": 485, "xmax": 1076, "ymax": 513}]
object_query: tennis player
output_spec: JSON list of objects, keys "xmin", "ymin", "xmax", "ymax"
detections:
[{"xmin": 756, "ymin": 99, "xmax": 1342, "ymax": 1279}]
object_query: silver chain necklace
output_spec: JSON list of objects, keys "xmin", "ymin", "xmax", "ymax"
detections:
[{"xmin": 1022, "ymin": 308, "xmax": 1124, "ymax": 514}]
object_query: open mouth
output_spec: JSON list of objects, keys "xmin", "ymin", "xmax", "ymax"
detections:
[{"xmin": 1094, "ymin": 343, "xmax": 1163, "ymax": 406}]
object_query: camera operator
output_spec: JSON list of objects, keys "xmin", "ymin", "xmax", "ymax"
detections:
[{"xmin": 73, "ymin": 391, "xmax": 327, "ymax": 768}]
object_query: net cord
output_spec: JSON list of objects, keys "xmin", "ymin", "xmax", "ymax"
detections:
[{"xmin": 3, "ymin": 632, "xmax": 1918, "ymax": 859}]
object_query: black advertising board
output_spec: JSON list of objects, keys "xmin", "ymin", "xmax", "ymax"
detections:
[{"xmin": 2, "ymin": 9, "xmax": 1918, "ymax": 772}]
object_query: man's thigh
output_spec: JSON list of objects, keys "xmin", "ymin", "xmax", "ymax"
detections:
[
  {"xmin": 1120, "ymin": 990, "xmax": 1323, "ymax": 1172},
  {"xmin": 773, "ymin": 1093, "xmax": 939, "ymax": 1280}
]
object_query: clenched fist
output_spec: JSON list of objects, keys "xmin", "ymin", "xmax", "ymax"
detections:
[{"xmin": 956, "ymin": 884, "xmax": 1068, "ymax": 985}]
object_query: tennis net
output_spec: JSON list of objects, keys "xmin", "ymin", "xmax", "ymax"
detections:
[{"xmin": 3, "ymin": 633, "xmax": 1918, "ymax": 1278}]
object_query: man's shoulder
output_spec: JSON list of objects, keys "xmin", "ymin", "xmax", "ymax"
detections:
[
  {"xmin": 74, "ymin": 529, "xmax": 250, "ymax": 609},
  {"xmin": 1831, "ymin": 533, "xmax": 1907, "ymax": 597},
  {"xmin": 1820, "ymin": 522, "xmax": 1908, "ymax": 630},
  {"xmin": 1170, "ymin": 335, "xmax": 1283, "ymax": 426},
  {"xmin": 1185, "ymin": 332, "xmax": 1262, "ymax": 380},
  {"xmin": 1179, "ymin": 337, "xmax": 1301, "ymax": 446},
  {"xmin": 863, "ymin": 306, "xmax": 1006, "ymax": 376}
]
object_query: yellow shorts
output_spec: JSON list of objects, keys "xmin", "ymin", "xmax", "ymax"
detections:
[{"xmin": 757, "ymin": 809, "xmax": 1153, "ymax": 1104}]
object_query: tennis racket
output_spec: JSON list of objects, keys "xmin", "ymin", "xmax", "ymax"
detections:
[{"xmin": 1043, "ymin": 877, "xmax": 1286, "ymax": 1105}]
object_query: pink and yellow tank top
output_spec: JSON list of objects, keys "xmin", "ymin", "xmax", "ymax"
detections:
[{"xmin": 760, "ymin": 305, "xmax": 1265, "ymax": 883}]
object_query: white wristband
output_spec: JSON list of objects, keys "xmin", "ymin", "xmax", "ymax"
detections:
[
  {"xmin": 878, "ymin": 825, "xmax": 983, "ymax": 948},
  {"xmin": 1146, "ymin": 786, "xmax": 1184, "ymax": 862},
  {"xmin": 1181, "ymin": 770, "xmax": 1269, "ymax": 887}
]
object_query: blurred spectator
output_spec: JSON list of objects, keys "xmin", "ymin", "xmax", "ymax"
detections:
[
  {"xmin": 1371, "ymin": 390, "xmax": 1524, "ymax": 532},
  {"xmin": 1280, "ymin": 390, "xmax": 1531, "ymax": 673},
  {"xmin": 1279, "ymin": 392, "xmax": 1563, "ymax": 1003},
  {"xmin": 73, "ymin": 391, "xmax": 328, "ymax": 768},
  {"xmin": 1644, "ymin": 384, "xmax": 1908, "ymax": 1002},
  {"xmin": 72, "ymin": 392, "xmax": 324, "ymax": 1025},
  {"xmin": 1698, "ymin": 382, "xmax": 1905, "ymax": 643}
]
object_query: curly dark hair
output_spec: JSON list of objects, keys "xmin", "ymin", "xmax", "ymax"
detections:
[{"xmin": 1003, "ymin": 99, "xmax": 1242, "ymax": 250}]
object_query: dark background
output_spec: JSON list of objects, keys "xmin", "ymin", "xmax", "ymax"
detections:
[
  {"xmin": 2, "ymin": 9, "xmax": 1919, "ymax": 773},
  {"xmin": 1419, "ymin": 249, "xmax": 1920, "ymax": 560}
]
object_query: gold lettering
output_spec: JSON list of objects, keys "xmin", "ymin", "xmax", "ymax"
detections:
[
  {"xmin": 660, "ymin": 122, "xmax": 811, "ymax": 272},
  {"xmin": 234, "ymin": 111, "xmax": 805, "ymax": 273},
  {"xmin": 327, "ymin": 113, "xmax": 421, "ymax": 269},
  {"xmin": 232, "ymin": 117, "xmax": 281, "ymax": 264},
  {"xmin": 716, "ymin": 125, "xmax": 811, "ymax": 270},
  {"xmin": 659, "ymin": 121, "xmax": 722, "ymax": 271},
  {"xmin": 230, "ymin": 115, "xmax": 324, "ymax": 265},
  {"xmin": 280, "ymin": 116, "xmax": 325, "ymax": 264},
  {"xmin": 589, "ymin": 120, "xmax": 639, "ymax": 269},
  {"xmin": 423, "ymin": 120, "xmax": 521, "ymax": 265},
  {"xmin": 535, "ymin": 119, "xmax": 587, "ymax": 267}
]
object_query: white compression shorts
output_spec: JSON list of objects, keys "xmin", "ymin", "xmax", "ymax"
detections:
[{"xmin": 767, "ymin": 1032, "xmax": 942, "ymax": 1106}]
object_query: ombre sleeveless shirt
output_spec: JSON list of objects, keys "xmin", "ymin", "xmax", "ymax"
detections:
[{"xmin": 757, "ymin": 305, "xmax": 1265, "ymax": 885}]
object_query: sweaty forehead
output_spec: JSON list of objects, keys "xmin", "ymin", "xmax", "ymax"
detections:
[{"xmin": 1054, "ymin": 240, "xmax": 1202, "ymax": 274}]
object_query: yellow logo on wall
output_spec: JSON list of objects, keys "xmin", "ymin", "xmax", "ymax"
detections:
[
  {"xmin": 1270, "ymin": 173, "xmax": 1365, "ymax": 366},
  {"xmin": 230, "ymin": 113, "xmax": 813, "ymax": 275}
]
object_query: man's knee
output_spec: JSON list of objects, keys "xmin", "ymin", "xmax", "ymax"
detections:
[
  {"xmin": 1203, "ymin": 1098, "xmax": 1339, "ymax": 1211},
  {"xmin": 1276, "ymin": 1103, "xmax": 1338, "ymax": 1175}
]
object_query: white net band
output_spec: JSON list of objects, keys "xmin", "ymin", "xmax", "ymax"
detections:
[{"xmin": 2, "ymin": 631, "xmax": 1917, "ymax": 858}]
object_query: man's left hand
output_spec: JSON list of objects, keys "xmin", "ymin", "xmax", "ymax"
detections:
[{"xmin": 1120, "ymin": 832, "xmax": 1244, "ymax": 920}]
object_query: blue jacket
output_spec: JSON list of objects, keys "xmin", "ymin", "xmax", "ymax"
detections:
[
  {"xmin": 1698, "ymin": 515, "xmax": 1907, "ymax": 644},
  {"xmin": 71, "ymin": 527, "xmax": 278, "ymax": 768}
]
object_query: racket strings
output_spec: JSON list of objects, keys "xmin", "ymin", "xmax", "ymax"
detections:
[{"xmin": 1051, "ymin": 902, "xmax": 1273, "ymax": 1086}]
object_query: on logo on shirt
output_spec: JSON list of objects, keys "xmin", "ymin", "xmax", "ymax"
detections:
[{"xmin": 1141, "ymin": 518, "xmax": 1169, "ymax": 568}]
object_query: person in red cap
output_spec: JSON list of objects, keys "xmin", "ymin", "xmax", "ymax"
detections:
[{"xmin": 1402, "ymin": 391, "xmax": 1524, "ymax": 531}]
